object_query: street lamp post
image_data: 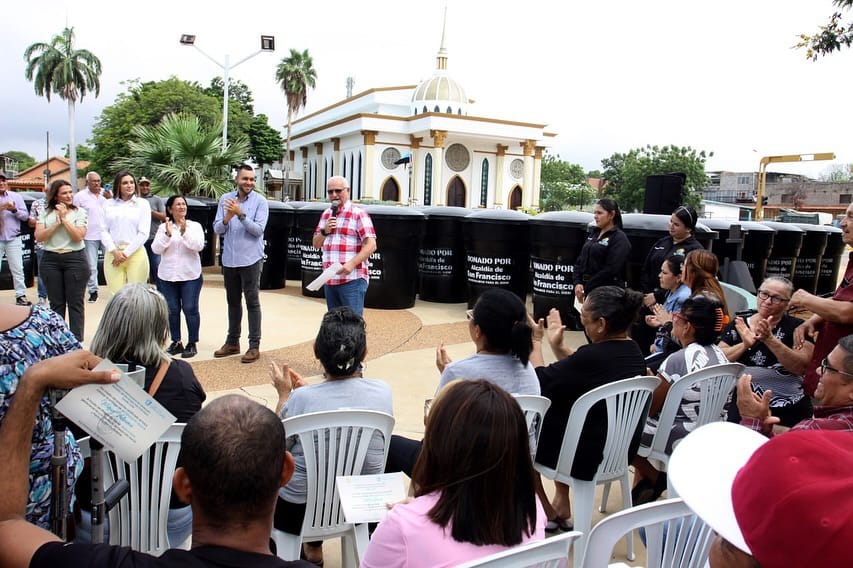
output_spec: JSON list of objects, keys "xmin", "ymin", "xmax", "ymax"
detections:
[{"xmin": 179, "ymin": 34, "xmax": 275, "ymax": 148}]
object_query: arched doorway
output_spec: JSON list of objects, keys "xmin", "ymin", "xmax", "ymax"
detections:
[
  {"xmin": 381, "ymin": 177, "xmax": 400, "ymax": 202},
  {"xmin": 446, "ymin": 176, "xmax": 466, "ymax": 207},
  {"xmin": 509, "ymin": 186, "xmax": 522, "ymax": 210}
]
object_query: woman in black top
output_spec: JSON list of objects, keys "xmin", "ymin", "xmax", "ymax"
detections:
[
  {"xmin": 530, "ymin": 286, "xmax": 646, "ymax": 531},
  {"xmin": 640, "ymin": 206, "xmax": 704, "ymax": 306},
  {"xmin": 573, "ymin": 199, "xmax": 630, "ymax": 303}
]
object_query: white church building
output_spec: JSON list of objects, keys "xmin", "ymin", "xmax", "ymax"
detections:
[{"xmin": 285, "ymin": 20, "xmax": 554, "ymax": 210}]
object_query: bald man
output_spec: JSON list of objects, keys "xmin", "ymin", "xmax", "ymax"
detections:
[{"xmin": 312, "ymin": 176, "xmax": 376, "ymax": 315}]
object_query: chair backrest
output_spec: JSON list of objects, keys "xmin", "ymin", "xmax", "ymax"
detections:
[
  {"xmin": 639, "ymin": 363, "xmax": 743, "ymax": 466},
  {"xmin": 555, "ymin": 375, "xmax": 660, "ymax": 480},
  {"xmin": 582, "ymin": 498, "xmax": 714, "ymax": 568},
  {"xmin": 513, "ymin": 394, "xmax": 551, "ymax": 449},
  {"xmin": 457, "ymin": 531, "xmax": 582, "ymax": 568},
  {"xmin": 103, "ymin": 423, "xmax": 185, "ymax": 555},
  {"xmin": 283, "ymin": 410, "xmax": 395, "ymax": 538}
]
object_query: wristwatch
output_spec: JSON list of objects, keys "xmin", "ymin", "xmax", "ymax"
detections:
[
  {"xmin": 237, "ymin": 213, "xmax": 246, "ymax": 222},
  {"xmin": 321, "ymin": 228, "xmax": 329, "ymax": 236}
]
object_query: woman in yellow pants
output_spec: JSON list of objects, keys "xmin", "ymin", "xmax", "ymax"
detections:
[{"xmin": 101, "ymin": 170, "xmax": 151, "ymax": 294}]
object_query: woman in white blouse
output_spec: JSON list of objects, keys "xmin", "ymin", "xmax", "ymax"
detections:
[
  {"xmin": 101, "ymin": 171, "xmax": 150, "ymax": 294},
  {"xmin": 152, "ymin": 195, "xmax": 205, "ymax": 359}
]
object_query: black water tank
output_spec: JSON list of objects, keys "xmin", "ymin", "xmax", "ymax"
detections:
[
  {"xmin": 790, "ymin": 223, "xmax": 831, "ymax": 295},
  {"xmin": 363, "ymin": 206, "xmax": 426, "ymax": 310},
  {"xmin": 462, "ymin": 210, "xmax": 530, "ymax": 308},
  {"xmin": 761, "ymin": 221, "xmax": 804, "ymax": 281},
  {"xmin": 418, "ymin": 206, "xmax": 469, "ymax": 303},
  {"xmin": 816, "ymin": 225, "xmax": 844, "ymax": 296},
  {"xmin": 702, "ymin": 219, "xmax": 776, "ymax": 290},
  {"xmin": 185, "ymin": 196, "xmax": 218, "ymax": 267},
  {"xmin": 529, "ymin": 211, "xmax": 593, "ymax": 330},
  {"xmin": 259, "ymin": 201, "xmax": 294, "ymax": 290},
  {"xmin": 285, "ymin": 201, "xmax": 308, "ymax": 280}
]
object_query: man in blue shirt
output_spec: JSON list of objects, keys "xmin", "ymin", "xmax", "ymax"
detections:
[{"xmin": 213, "ymin": 165, "xmax": 269, "ymax": 363}]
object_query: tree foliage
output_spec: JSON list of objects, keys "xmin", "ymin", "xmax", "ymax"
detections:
[
  {"xmin": 820, "ymin": 163, "xmax": 853, "ymax": 182},
  {"xmin": 275, "ymin": 49, "xmax": 316, "ymax": 169},
  {"xmin": 3, "ymin": 151, "xmax": 37, "ymax": 171},
  {"xmin": 539, "ymin": 153, "xmax": 594, "ymax": 211},
  {"xmin": 248, "ymin": 114, "xmax": 284, "ymax": 166},
  {"xmin": 600, "ymin": 144, "xmax": 711, "ymax": 212},
  {"xmin": 24, "ymin": 26, "xmax": 101, "ymax": 188},
  {"xmin": 63, "ymin": 144, "xmax": 94, "ymax": 162},
  {"xmin": 797, "ymin": 0, "xmax": 853, "ymax": 59},
  {"xmin": 113, "ymin": 113, "xmax": 249, "ymax": 198}
]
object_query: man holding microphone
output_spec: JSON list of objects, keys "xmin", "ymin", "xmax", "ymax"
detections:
[{"xmin": 313, "ymin": 176, "xmax": 376, "ymax": 315}]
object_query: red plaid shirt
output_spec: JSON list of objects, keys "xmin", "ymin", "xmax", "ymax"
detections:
[{"xmin": 316, "ymin": 202, "xmax": 376, "ymax": 285}]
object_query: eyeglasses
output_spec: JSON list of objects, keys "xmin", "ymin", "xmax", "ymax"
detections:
[
  {"xmin": 88, "ymin": 179, "xmax": 101, "ymax": 184},
  {"xmin": 465, "ymin": 309, "xmax": 474, "ymax": 321},
  {"xmin": 672, "ymin": 312, "xmax": 688, "ymax": 324},
  {"xmin": 820, "ymin": 357, "xmax": 853, "ymax": 379},
  {"xmin": 757, "ymin": 290, "xmax": 789, "ymax": 305},
  {"xmin": 327, "ymin": 188, "xmax": 345, "ymax": 195}
]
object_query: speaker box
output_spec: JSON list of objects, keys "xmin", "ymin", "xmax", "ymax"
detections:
[{"xmin": 643, "ymin": 174, "xmax": 684, "ymax": 215}]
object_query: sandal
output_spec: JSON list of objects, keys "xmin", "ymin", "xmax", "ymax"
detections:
[{"xmin": 545, "ymin": 517, "xmax": 573, "ymax": 533}]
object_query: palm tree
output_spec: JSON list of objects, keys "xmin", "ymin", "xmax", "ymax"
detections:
[
  {"xmin": 114, "ymin": 113, "xmax": 249, "ymax": 198},
  {"xmin": 274, "ymin": 48, "xmax": 316, "ymax": 175},
  {"xmin": 24, "ymin": 27, "xmax": 101, "ymax": 190}
]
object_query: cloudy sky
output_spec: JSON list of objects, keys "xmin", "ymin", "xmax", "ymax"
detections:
[{"xmin": 2, "ymin": 0, "xmax": 851, "ymax": 178}]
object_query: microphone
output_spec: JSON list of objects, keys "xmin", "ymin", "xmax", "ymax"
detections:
[{"xmin": 331, "ymin": 203, "xmax": 338, "ymax": 218}]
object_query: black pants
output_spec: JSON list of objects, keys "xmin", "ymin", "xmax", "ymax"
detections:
[
  {"xmin": 223, "ymin": 260, "xmax": 262, "ymax": 348},
  {"xmin": 41, "ymin": 249, "xmax": 88, "ymax": 341},
  {"xmin": 384, "ymin": 435, "xmax": 423, "ymax": 477}
]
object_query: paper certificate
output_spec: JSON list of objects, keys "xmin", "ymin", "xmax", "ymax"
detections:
[
  {"xmin": 336, "ymin": 472, "xmax": 408, "ymax": 523},
  {"xmin": 56, "ymin": 359, "xmax": 176, "ymax": 462},
  {"xmin": 306, "ymin": 262, "xmax": 343, "ymax": 291}
]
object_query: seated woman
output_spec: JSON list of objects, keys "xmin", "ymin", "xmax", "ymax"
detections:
[
  {"xmin": 362, "ymin": 380, "xmax": 545, "ymax": 568},
  {"xmin": 719, "ymin": 276, "xmax": 814, "ymax": 426},
  {"xmin": 645, "ymin": 255, "xmax": 690, "ymax": 369},
  {"xmin": 632, "ymin": 294, "xmax": 729, "ymax": 504},
  {"xmin": 270, "ymin": 307, "xmax": 393, "ymax": 566},
  {"xmin": 0, "ymin": 303, "xmax": 82, "ymax": 530},
  {"xmin": 84, "ymin": 283, "xmax": 206, "ymax": 545},
  {"xmin": 387, "ymin": 288, "xmax": 540, "ymax": 475},
  {"xmin": 531, "ymin": 286, "xmax": 647, "ymax": 532}
]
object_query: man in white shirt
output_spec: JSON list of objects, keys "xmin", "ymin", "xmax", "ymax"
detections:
[{"xmin": 72, "ymin": 171, "xmax": 107, "ymax": 302}]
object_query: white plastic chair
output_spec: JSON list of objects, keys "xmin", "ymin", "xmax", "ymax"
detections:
[
  {"xmin": 581, "ymin": 498, "xmax": 714, "ymax": 568},
  {"xmin": 101, "ymin": 423, "xmax": 185, "ymax": 555},
  {"xmin": 636, "ymin": 362, "xmax": 743, "ymax": 493},
  {"xmin": 272, "ymin": 410, "xmax": 395, "ymax": 568},
  {"xmin": 534, "ymin": 375, "xmax": 660, "ymax": 568},
  {"xmin": 458, "ymin": 531, "xmax": 582, "ymax": 567},
  {"xmin": 514, "ymin": 394, "xmax": 552, "ymax": 455}
]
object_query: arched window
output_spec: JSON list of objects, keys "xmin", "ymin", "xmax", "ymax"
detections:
[
  {"xmin": 423, "ymin": 105, "xmax": 428, "ymax": 113},
  {"xmin": 458, "ymin": 108, "xmax": 462, "ymax": 115},
  {"xmin": 356, "ymin": 152, "xmax": 362, "ymax": 200},
  {"xmin": 424, "ymin": 154, "xmax": 433, "ymax": 206},
  {"xmin": 433, "ymin": 105, "xmax": 440, "ymax": 112},
  {"xmin": 446, "ymin": 106, "xmax": 452, "ymax": 113},
  {"xmin": 480, "ymin": 158, "xmax": 489, "ymax": 208}
]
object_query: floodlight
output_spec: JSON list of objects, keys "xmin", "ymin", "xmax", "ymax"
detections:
[
  {"xmin": 179, "ymin": 34, "xmax": 196, "ymax": 46},
  {"xmin": 261, "ymin": 35, "xmax": 275, "ymax": 51}
]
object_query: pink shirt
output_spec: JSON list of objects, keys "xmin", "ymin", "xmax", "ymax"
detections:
[
  {"xmin": 362, "ymin": 491, "xmax": 546, "ymax": 568},
  {"xmin": 72, "ymin": 188, "xmax": 107, "ymax": 241}
]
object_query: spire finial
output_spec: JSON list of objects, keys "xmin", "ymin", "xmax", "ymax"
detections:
[{"xmin": 436, "ymin": 4, "xmax": 448, "ymax": 71}]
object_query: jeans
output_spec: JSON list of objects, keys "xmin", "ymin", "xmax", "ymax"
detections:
[
  {"xmin": 35, "ymin": 248, "xmax": 47, "ymax": 299},
  {"xmin": 222, "ymin": 260, "xmax": 262, "ymax": 348},
  {"xmin": 104, "ymin": 248, "xmax": 149, "ymax": 295},
  {"xmin": 144, "ymin": 239, "xmax": 160, "ymax": 285},
  {"xmin": 83, "ymin": 239, "xmax": 104, "ymax": 294},
  {"xmin": 324, "ymin": 278, "xmax": 368, "ymax": 315},
  {"xmin": 0, "ymin": 237, "xmax": 27, "ymax": 297},
  {"xmin": 157, "ymin": 276, "xmax": 203, "ymax": 343},
  {"xmin": 41, "ymin": 249, "xmax": 88, "ymax": 341}
]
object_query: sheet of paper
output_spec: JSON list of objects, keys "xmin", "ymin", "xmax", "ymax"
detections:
[
  {"xmin": 306, "ymin": 262, "xmax": 343, "ymax": 291},
  {"xmin": 56, "ymin": 359, "xmax": 176, "ymax": 462},
  {"xmin": 336, "ymin": 472, "xmax": 408, "ymax": 523}
]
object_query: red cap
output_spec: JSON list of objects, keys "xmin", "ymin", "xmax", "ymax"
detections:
[{"xmin": 732, "ymin": 429, "xmax": 853, "ymax": 567}]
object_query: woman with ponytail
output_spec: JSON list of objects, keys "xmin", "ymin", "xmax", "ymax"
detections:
[
  {"xmin": 632, "ymin": 293, "xmax": 730, "ymax": 504},
  {"xmin": 269, "ymin": 306, "xmax": 393, "ymax": 565},
  {"xmin": 435, "ymin": 288, "xmax": 539, "ymax": 396}
]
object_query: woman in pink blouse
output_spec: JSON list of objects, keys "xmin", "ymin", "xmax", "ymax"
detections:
[
  {"xmin": 362, "ymin": 380, "xmax": 545, "ymax": 568},
  {"xmin": 152, "ymin": 195, "xmax": 205, "ymax": 359}
]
